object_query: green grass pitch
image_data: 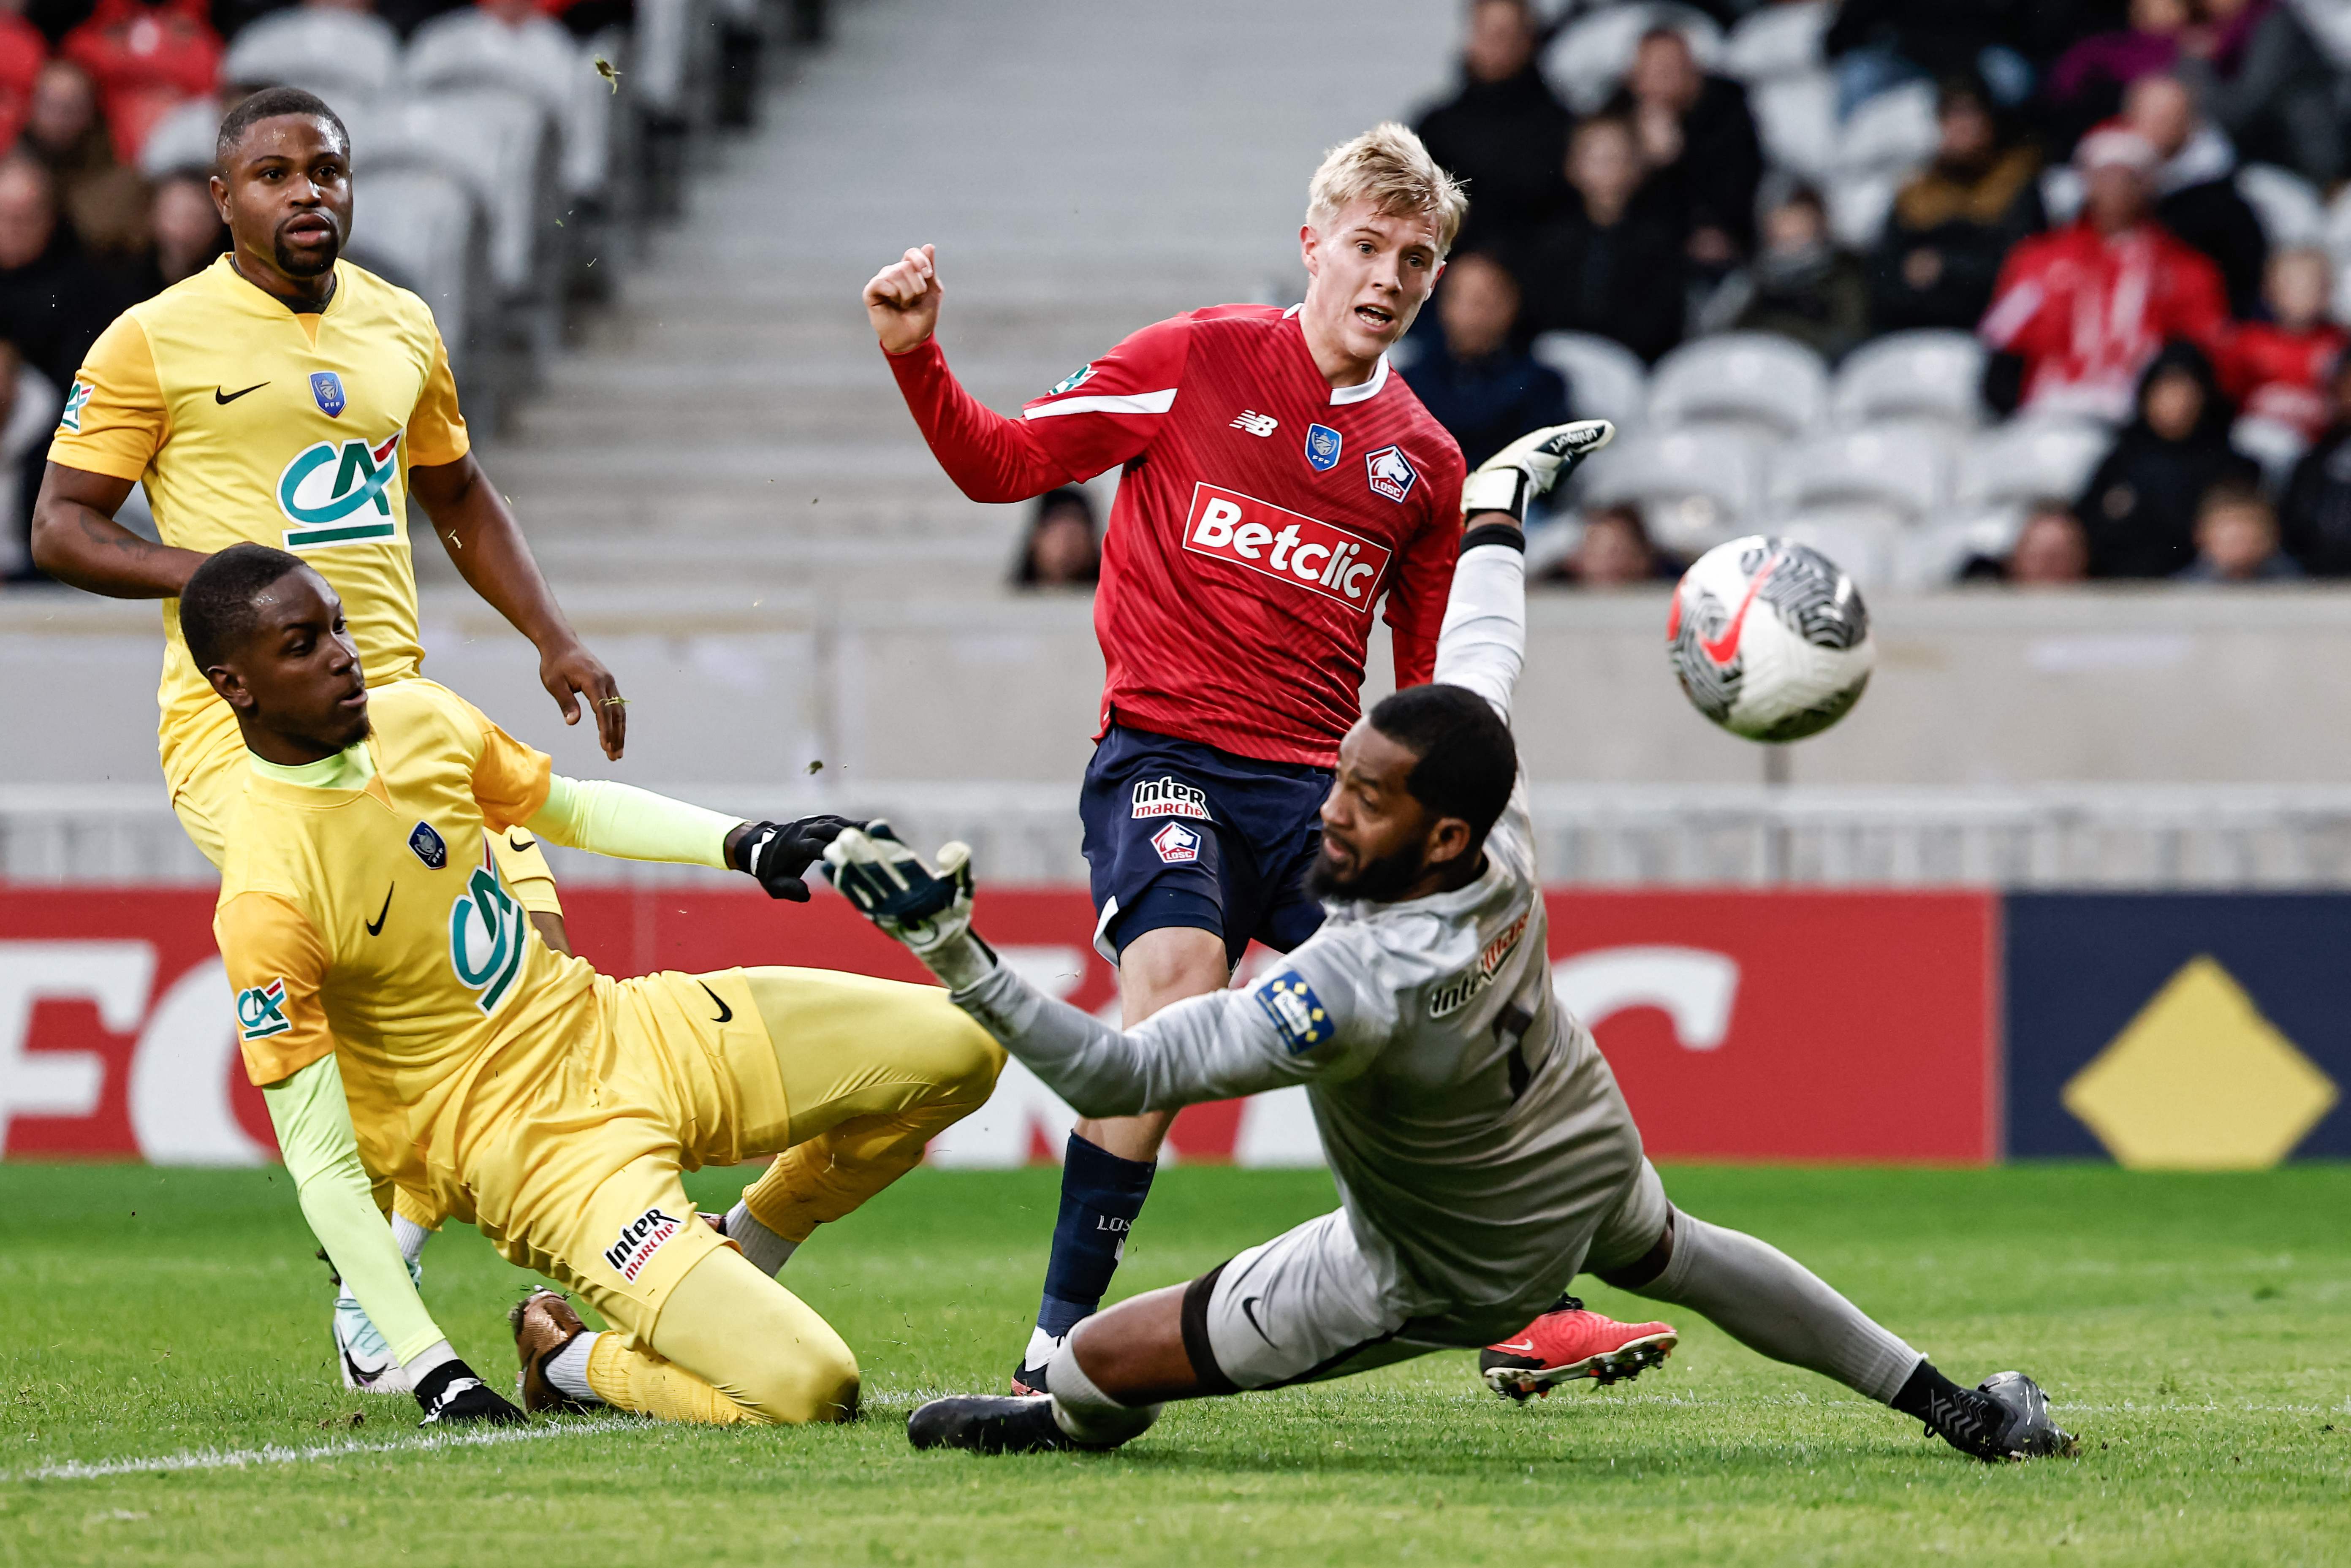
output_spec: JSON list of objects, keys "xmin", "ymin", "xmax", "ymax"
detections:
[{"xmin": 5, "ymin": 1162, "xmax": 2350, "ymax": 1566}]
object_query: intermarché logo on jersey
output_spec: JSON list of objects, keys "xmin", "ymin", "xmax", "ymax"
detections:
[
  {"xmin": 1181, "ymin": 483, "xmax": 1390, "ymax": 613},
  {"xmin": 448, "ymin": 865, "xmax": 527, "ymax": 1015},
  {"xmin": 1428, "ymin": 909, "xmax": 1530, "ymax": 1019},
  {"xmin": 277, "ymin": 429, "xmax": 404, "ymax": 549}
]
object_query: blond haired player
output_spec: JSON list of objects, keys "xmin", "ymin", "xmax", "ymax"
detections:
[
  {"xmin": 867, "ymin": 122, "xmax": 1478, "ymax": 1393},
  {"xmin": 32, "ymin": 87, "xmax": 623, "ymax": 1405},
  {"xmin": 182, "ymin": 542, "xmax": 1003, "ymax": 1425}
]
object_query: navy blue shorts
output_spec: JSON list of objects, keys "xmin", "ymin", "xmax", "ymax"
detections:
[{"xmin": 1079, "ymin": 725, "xmax": 1333, "ymax": 966}]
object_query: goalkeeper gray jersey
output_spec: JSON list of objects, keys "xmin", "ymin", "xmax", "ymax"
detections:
[{"xmin": 950, "ymin": 542, "xmax": 1644, "ymax": 1326}]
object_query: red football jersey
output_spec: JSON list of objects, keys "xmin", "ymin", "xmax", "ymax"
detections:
[{"xmin": 888, "ymin": 304, "xmax": 1466, "ymax": 767}]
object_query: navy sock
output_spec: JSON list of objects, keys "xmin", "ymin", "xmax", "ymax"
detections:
[{"xmin": 1033, "ymin": 1133, "xmax": 1157, "ymax": 1344}]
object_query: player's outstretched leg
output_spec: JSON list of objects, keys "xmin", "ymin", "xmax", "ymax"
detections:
[
  {"xmin": 328, "ymin": 1204, "xmax": 436, "ymax": 1392},
  {"xmin": 1595, "ymin": 1193, "xmax": 2074, "ymax": 1462},
  {"xmin": 1013, "ymin": 1124, "xmax": 1162, "ymax": 1392},
  {"xmin": 912, "ymin": 1336, "xmax": 1161, "ymax": 1454}
]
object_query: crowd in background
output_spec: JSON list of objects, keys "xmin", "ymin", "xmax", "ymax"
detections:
[{"xmin": 1382, "ymin": 0, "xmax": 2351, "ymax": 591}]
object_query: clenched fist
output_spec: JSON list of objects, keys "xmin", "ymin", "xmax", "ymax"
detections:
[{"xmin": 864, "ymin": 244, "xmax": 943, "ymax": 354}]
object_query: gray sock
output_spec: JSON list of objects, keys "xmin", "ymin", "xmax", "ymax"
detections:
[
  {"xmin": 1045, "ymin": 1337, "xmax": 1161, "ymax": 1447},
  {"xmin": 1626, "ymin": 1213, "xmax": 1922, "ymax": 1403},
  {"xmin": 723, "ymin": 1202, "xmax": 799, "ymax": 1276}
]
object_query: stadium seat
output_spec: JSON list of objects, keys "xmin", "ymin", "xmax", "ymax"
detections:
[
  {"xmin": 1721, "ymin": 0, "xmax": 1828, "ymax": 84},
  {"xmin": 2232, "ymin": 413, "xmax": 2309, "ymax": 494},
  {"xmin": 1751, "ymin": 70, "xmax": 1836, "ymax": 184},
  {"xmin": 137, "ymin": 93, "xmax": 220, "ymax": 177},
  {"xmin": 1770, "ymin": 513, "xmax": 1897, "ymax": 589},
  {"xmin": 2236, "ymin": 163, "xmax": 2326, "ymax": 250},
  {"xmin": 220, "ymin": 8, "xmax": 399, "ymax": 104},
  {"xmin": 1530, "ymin": 331, "xmax": 1649, "ymax": 433},
  {"xmin": 1956, "ymin": 418, "xmax": 2112, "ymax": 510},
  {"xmin": 1767, "ymin": 425, "xmax": 1955, "ymax": 523},
  {"xmin": 405, "ymin": 8, "xmax": 613, "ymax": 203},
  {"xmin": 1647, "ymin": 332, "xmax": 1828, "ymax": 438},
  {"xmin": 1543, "ymin": 2, "xmax": 1724, "ymax": 115},
  {"xmin": 0, "ymin": 363, "xmax": 54, "ymax": 575},
  {"xmin": 1830, "ymin": 330, "xmax": 1988, "ymax": 432},
  {"xmin": 1898, "ymin": 504, "xmax": 2026, "ymax": 588},
  {"xmin": 1835, "ymin": 78, "xmax": 1938, "ymax": 180},
  {"xmin": 1576, "ymin": 425, "xmax": 1768, "ymax": 555},
  {"xmin": 343, "ymin": 165, "xmax": 496, "ymax": 420}
]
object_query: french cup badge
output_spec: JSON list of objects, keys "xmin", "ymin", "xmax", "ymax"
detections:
[
  {"xmin": 310, "ymin": 371, "xmax": 347, "ymax": 417},
  {"xmin": 1304, "ymin": 423, "xmax": 1343, "ymax": 471}
]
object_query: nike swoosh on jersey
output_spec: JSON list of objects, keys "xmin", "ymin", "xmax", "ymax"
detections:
[
  {"xmin": 1239, "ymin": 1296, "xmax": 1277, "ymax": 1348},
  {"xmin": 214, "ymin": 382, "xmax": 269, "ymax": 404},
  {"xmin": 1698, "ymin": 554, "xmax": 1779, "ymax": 667},
  {"xmin": 365, "ymin": 885, "xmax": 394, "ymax": 936},
  {"xmin": 506, "ymin": 833, "xmax": 536, "ymax": 852},
  {"xmin": 696, "ymin": 979, "xmax": 733, "ymax": 1025}
]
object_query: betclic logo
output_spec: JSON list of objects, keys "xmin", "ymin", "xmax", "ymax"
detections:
[{"xmin": 1181, "ymin": 483, "xmax": 1391, "ymax": 613}]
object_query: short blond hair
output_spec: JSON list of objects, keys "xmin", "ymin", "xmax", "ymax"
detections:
[{"xmin": 1306, "ymin": 122, "xmax": 1467, "ymax": 257}]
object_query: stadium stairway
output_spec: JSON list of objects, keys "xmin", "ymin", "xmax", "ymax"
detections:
[{"xmin": 453, "ymin": 0, "xmax": 1458, "ymax": 600}]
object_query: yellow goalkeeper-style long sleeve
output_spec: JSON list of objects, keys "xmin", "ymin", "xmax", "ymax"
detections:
[{"xmin": 526, "ymin": 775, "xmax": 740, "ymax": 869}]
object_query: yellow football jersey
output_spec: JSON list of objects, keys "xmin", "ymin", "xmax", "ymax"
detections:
[
  {"xmin": 214, "ymin": 679, "xmax": 592, "ymax": 1195},
  {"xmin": 48, "ymin": 255, "xmax": 469, "ymax": 784}
]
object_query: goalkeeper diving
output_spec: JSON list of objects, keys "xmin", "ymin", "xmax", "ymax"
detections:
[{"xmin": 829, "ymin": 420, "xmax": 2075, "ymax": 1462}]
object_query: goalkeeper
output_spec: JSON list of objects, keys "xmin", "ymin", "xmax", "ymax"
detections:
[{"xmin": 831, "ymin": 424, "xmax": 2073, "ymax": 1463}]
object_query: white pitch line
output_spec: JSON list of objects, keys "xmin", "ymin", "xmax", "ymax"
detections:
[{"xmin": 6, "ymin": 1416, "xmax": 646, "ymax": 1483}]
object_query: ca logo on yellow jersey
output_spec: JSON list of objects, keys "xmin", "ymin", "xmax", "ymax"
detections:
[
  {"xmin": 279, "ymin": 429, "xmax": 403, "ymax": 550},
  {"xmin": 449, "ymin": 866, "xmax": 528, "ymax": 1014},
  {"xmin": 236, "ymin": 978, "xmax": 292, "ymax": 1041}
]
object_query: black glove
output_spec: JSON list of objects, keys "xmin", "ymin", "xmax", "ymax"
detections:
[
  {"xmin": 413, "ymin": 1357, "xmax": 526, "ymax": 1427},
  {"xmin": 731, "ymin": 814, "xmax": 863, "ymax": 901}
]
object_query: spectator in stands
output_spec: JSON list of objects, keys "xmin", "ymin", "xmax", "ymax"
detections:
[
  {"xmin": 2175, "ymin": 477, "xmax": 2299, "ymax": 581},
  {"xmin": 1993, "ymin": 501, "xmax": 2093, "ymax": 585},
  {"xmin": 1724, "ymin": 184, "xmax": 1868, "ymax": 360},
  {"xmin": 1412, "ymin": 0, "xmax": 1572, "ymax": 260},
  {"xmin": 2046, "ymin": 0, "xmax": 2190, "ymax": 150},
  {"xmin": 2123, "ymin": 73, "xmax": 2267, "ymax": 319},
  {"xmin": 1013, "ymin": 487, "xmax": 1099, "ymax": 590},
  {"xmin": 59, "ymin": 0, "xmax": 219, "ymax": 164},
  {"xmin": 20, "ymin": 59, "xmax": 146, "ymax": 257},
  {"xmin": 1822, "ymin": 0, "xmax": 2036, "ymax": 118},
  {"xmin": 2076, "ymin": 339, "xmax": 2259, "ymax": 577},
  {"xmin": 1522, "ymin": 114, "xmax": 1686, "ymax": 365},
  {"xmin": 2176, "ymin": 0, "xmax": 2340, "ymax": 186},
  {"xmin": 1541, "ymin": 503, "xmax": 1680, "ymax": 589},
  {"xmin": 129, "ymin": 166, "xmax": 218, "ymax": 291},
  {"xmin": 2220, "ymin": 249, "xmax": 2346, "ymax": 443},
  {"xmin": 2276, "ymin": 355, "xmax": 2351, "ymax": 576},
  {"xmin": 1606, "ymin": 25, "xmax": 1761, "ymax": 271},
  {"xmin": 1979, "ymin": 126, "xmax": 2226, "ymax": 421},
  {"xmin": 1401, "ymin": 251, "xmax": 1568, "ymax": 471},
  {"xmin": 0, "ymin": 0, "xmax": 43, "ymax": 152},
  {"xmin": 1867, "ymin": 75, "xmax": 2044, "ymax": 335},
  {"xmin": 0, "ymin": 152, "xmax": 124, "ymax": 397}
]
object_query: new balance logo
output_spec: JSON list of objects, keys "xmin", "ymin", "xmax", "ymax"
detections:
[{"xmin": 1230, "ymin": 410, "xmax": 1278, "ymax": 438}]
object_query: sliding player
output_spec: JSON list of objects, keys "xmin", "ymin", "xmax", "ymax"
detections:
[
  {"xmin": 829, "ymin": 422, "xmax": 2074, "ymax": 1463},
  {"xmin": 867, "ymin": 124, "xmax": 1469, "ymax": 1392},
  {"xmin": 32, "ymin": 88, "xmax": 623, "ymax": 1400},
  {"xmin": 183, "ymin": 542, "xmax": 1003, "ymax": 1425}
]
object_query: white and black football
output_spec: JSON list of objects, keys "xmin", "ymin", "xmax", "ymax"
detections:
[{"xmin": 1666, "ymin": 536, "xmax": 1873, "ymax": 743}]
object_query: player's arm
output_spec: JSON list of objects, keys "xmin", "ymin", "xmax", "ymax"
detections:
[
  {"xmin": 824, "ymin": 827, "xmax": 1387, "ymax": 1112},
  {"xmin": 404, "ymin": 331, "xmax": 626, "ymax": 761},
  {"xmin": 30, "ymin": 314, "xmax": 205, "ymax": 596},
  {"xmin": 865, "ymin": 244, "xmax": 1179, "ymax": 501}
]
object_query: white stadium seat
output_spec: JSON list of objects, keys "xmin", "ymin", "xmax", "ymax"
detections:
[
  {"xmin": 1576, "ymin": 426, "xmax": 1768, "ymax": 555},
  {"xmin": 1544, "ymin": 2, "xmax": 1724, "ymax": 115},
  {"xmin": 406, "ymin": 8, "xmax": 614, "ymax": 201},
  {"xmin": 1830, "ymin": 330, "xmax": 1988, "ymax": 431},
  {"xmin": 221, "ymin": 8, "xmax": 399, "ymax": 103},
  {"xmin": 1752, "ymin": 71, "xmax": 1837, "ymax": 184},
  {"xmin": 1835, "ymin": 78, "xmax": 1938, "ymax": 180},
  {"xmin": 1771, "ymin": 513, "xmax": 1898, "ymax": 589},
  {"xmin": 1899, "ymin": 505, "xmax": 2028, "ymax": 587},
  {"xmin": 138, "ymin": 95, "xmax": 221, "ymax": 177},
  {"xmin": 371, "ymin": 90, "xmax": 562, "ymax": 311},
  {"xmin": 1824, "ymin": 169, "xmax": 1898, "ymax": 251},
  {"xmin": 1956, "ymin": 418, "xmax": 2112, "ymax": 509},
  {"xmin": 1647, "ymin": 332, "xmax": 1828, "ymax": 438},
  {"xmin": 2233, "ymin": 414, "xmax": 2310, "ymax": 494},
  {"xmin": 343, "ymin": 165, "xmax": 491, "ymax": 391},
  {"xmin": 1723, "ymin": 0, "xmax": 1828, "ymax": 84},
  {"xmin": 2236, "ymin": 163, "xmax": 2326, "ymax": 250},
  {"xmin": 1530, "ymin": 331, "xmax": 1649, "ymax": 432},
  {"xmin": 1767, "ymin": 425, "xmax": 1955, "ymax": 523}
]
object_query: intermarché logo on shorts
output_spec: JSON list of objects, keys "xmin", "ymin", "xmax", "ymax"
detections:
[{"xmin": 1181, "ymin": 483, "xmax": 1390, "ymax": 612}]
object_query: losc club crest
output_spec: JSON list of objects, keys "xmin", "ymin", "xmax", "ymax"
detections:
[
  {"xmin": 1365, "ymin": 445, "xmax": 1418, "ymax": 503},
  {"xmin": 310, "ymin": 372, "xmax": 346, "ymax": 417},
  {"xmin": 1304, "ymin": 423, "xmax": 1343, "ymax": 472}
]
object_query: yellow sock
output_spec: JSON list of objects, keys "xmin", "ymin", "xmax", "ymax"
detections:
[{"xmin": 583, "ymin": 1335, "xmax": 769, "ymax": 1426}]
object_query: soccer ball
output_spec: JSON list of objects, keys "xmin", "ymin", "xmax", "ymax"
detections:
[{"xmin": 1666, "ymin": 536, "xmax": 1873, "ymax": 743}]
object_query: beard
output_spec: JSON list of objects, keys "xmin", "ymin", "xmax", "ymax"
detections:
[
  {"xmin": 1305, "ymin": 834, "xmax": 1428, "ymax": 903},
  {"xmin": 273, "ymin": 222, "xmax": 340, "ymax": 278}
]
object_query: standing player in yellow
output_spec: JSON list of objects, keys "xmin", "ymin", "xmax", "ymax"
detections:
[
  {"xmin": 30, "ymin": 87, "xmax": 623, "ymax": 1408},
  {"xmin": 186, "ymin": 542, "xmax": 1004, "ymax": 1426}
]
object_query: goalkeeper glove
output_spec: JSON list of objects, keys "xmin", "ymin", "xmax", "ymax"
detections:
[
  {"xmin": 730, "ymin": 814, "xmax": 863, "ymax": 901},
  {"xmin": 821, "ymin": 822, "xmax": 997, "ymax": 991},
  {"xmin": 1459, "ymin": 418, "xmax": 1615, "ymax": 524},
  {"xmin": 413, "ymin": 1356, "xmax": 526, "ymax": 1427}
]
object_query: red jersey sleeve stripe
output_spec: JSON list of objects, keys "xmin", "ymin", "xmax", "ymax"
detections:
[{"xmin": 1022, "ymin": 388, "xmax": 1178, "ymax": 419}]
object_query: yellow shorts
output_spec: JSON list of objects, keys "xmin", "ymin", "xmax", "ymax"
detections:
[{"xmin": 163, "ymin": 684, "xmax": 562, "ymax": 914}]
